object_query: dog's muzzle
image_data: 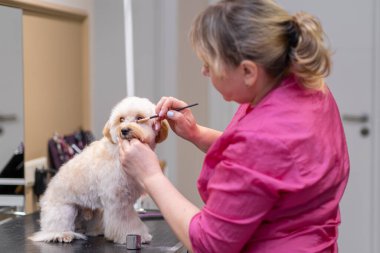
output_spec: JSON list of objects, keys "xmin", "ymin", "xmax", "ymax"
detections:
[
  {"xmin": 120, "ymin": 128, "xmax": 132, "ymax": 140},
  {"xmin": 119, "ymin": 124, "xmax": 145, "ymax": 143}
]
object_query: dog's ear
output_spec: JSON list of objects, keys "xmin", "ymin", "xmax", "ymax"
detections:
[
  {"xmin": 103, "ymin": 121, "xmax": 115, "ymax": 144},
  {"xmin": 155, "ymin": 120, "xmax": 169, "ymax": 143}
]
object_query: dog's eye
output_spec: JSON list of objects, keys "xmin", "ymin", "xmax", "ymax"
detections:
[
  {"xmin": 120, "ymin": 117, "xmax": 125, "ymax": 123},
  {"xmin": 136, "ymin": 116, "xmax": 144, "ymax": 121}
]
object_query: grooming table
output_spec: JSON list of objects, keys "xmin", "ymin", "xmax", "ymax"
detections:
[{"xmin": 0, "ymin": 211, "xmax": 186, "ymax": 252}]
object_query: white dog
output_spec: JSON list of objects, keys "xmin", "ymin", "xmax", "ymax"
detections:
[{"xmin": 29, "ymin": 97, "xmax": 168, "ymax": 244}]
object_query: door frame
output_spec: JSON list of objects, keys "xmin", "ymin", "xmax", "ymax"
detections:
[
  {"xmin": 0, "ymin": 0, "xmax": 86, "ymax": 20},
  {"xmin": 372, "ymin": 0, "xmax": 380, "ymax": 251}
]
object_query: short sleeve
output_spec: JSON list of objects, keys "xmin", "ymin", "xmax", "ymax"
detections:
[{"xmin": 189, "ymin": 131, "xmax": 296, "ymax": 253}]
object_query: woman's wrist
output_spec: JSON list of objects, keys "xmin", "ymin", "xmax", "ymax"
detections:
[
  {"xmin": 188, "ymin": 125, "xmax": 222, "ymax": 153},
  {"xmin": 185, "ymin": 123, "xmax": 202, "ymax": 144},
  {"xmin": 142, "ymin": 170, "xmax": 166, "ymax": 195}
]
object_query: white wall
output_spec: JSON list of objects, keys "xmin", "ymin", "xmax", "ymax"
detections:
[{"xmin": 91, "ymin": 0, "xmax": 127, "ymax": 137}]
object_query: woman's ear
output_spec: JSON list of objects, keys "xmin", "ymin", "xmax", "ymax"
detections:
[
  {"xmin": 102, "ymin": 121, "xmax": 115, "ymax": 144},
  {"xmin": 241, "ymin": 60, "xmax": 258, "ymax": 88},
  {"xmin": 155, "ymin": 120, "xmax": 169, "ymax": 143}
]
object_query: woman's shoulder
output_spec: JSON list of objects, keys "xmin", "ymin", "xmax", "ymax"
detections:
[{"xmin": 239, "ymin": 77, "xmax": 337, "ymax": 134}]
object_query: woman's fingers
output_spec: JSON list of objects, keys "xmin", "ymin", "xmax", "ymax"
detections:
[
  {"xmin": 155, "ymin": 96, "xmax": 167, "ymax": 115},
  {"xmin": 158, "ymin": 98, "xmax": 175, "ymax": 118},
  {"xmin": 119, "ymin": 139, "xmax": 139, "ymax": 162},
  {"xmin": 154, "ymin": 120, "xmax": 161, "ymax": 131},
  {"xmin": 166, "ymin": 110, "xmax": 182, "ymax": 120},
  {"xmin": 156, "ymin": 97, "xmax": 188, "ymax": 119}
]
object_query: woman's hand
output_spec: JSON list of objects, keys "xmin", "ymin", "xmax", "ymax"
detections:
[
  {"xmin": 119, "ymin": 139, "xmax": 162, "ymax": 189},
  {"xmin": 155, "ymin": 96, "xmax": 222, "ymax": 153},
  {"xmin": 155, "ymin": 97, "xmax": 200, "ymax": 143}
]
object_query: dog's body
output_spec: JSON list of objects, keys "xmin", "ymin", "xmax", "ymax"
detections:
[{"xmin": 29, "ymin": 97, "xmax": 168, "ymax": 244}]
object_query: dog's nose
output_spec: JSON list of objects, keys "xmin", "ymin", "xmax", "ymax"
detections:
[{"xmin": 121, "ymin": 128, "xmax": 131, "ymax": 137}]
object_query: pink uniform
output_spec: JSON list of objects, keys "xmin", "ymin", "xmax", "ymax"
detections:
[{"xmin": 189, "ymin": 75, "xmax": 350, "ymax": 253}]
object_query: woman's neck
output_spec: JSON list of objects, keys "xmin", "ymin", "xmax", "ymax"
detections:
[{"xmin": 250, "ymin": 72, "xmax": 280, "ymax": 106}]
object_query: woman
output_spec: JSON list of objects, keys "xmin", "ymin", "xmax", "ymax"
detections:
[{"xmin": 119, "ymin": 0, "xmax": 349, "ymax": 252}]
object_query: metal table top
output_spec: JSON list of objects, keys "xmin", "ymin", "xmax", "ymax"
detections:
[{"xmin": 0, "ymin": 211, "xmax": 185, "ymax": 253}]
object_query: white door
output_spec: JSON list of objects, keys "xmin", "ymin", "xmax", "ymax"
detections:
[
  {"xmin": 0, "ymin": 5, "xmax": 24, "ymax": 173},
  {"xmin": 275, "ymin": 1, "xmax": 376, "ymax": 252}
]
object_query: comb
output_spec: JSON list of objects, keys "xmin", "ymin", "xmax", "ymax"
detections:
[{"xmin": 136, "ymin": 103, "xmax": 199, "ymax": 123}]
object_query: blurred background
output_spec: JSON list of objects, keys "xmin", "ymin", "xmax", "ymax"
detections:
[{"xmin": 0, "ymin": 0, "xmax": 378, "ymax": 252}]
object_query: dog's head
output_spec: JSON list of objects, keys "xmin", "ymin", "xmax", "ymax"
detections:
[{"xmin": 102, "ymin": 97, "xmax": 169, "ymax": 149}]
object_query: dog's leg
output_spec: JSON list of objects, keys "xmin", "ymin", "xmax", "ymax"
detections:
[
  {"xmin": 29, "ymin": 203, "xmax": 86, "ymax": 243},
  {"xmin": 103, "ymin": 204, "xmax": 152, "ymax": 244}
]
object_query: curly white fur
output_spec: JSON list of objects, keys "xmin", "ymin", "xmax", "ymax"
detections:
[{"xmin": 29, "ymin": 97, "xmax": 168, "ymax": 244}]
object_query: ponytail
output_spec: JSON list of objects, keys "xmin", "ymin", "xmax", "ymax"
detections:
[{"xmin": 288, "ymin": 12, "xmax": 332, "ymax": 89}]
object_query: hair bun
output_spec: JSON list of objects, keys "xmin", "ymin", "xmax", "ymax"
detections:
[
  {"xmin": 286, "ymin": 19, "xmax": 300, "ymax": 49},
  {"xmin": 289, "ymin": 12, "xmax": 331, "ymax": 89}
]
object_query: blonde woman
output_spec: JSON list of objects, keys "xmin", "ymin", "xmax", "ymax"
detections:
[{"xmin": 119, "ymin": 0, "xmax": 349, "ymax": 252}]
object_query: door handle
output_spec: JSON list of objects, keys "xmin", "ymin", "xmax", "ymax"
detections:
[
  {"xmin": 0, "ymin": 114, "xmax": 17, "ymax": 122},
  {"xmin": 342, "ymin": 114, "xmax": 368, "ymax": 123}
]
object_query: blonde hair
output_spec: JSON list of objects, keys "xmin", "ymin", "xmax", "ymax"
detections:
[{"xmin": 189, "ymin": 0, "xmax": 331, "ymax": 90}]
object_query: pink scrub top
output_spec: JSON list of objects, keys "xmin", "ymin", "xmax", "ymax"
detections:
[{"xmin": 189, "ymin": 75, "xmax": 350, "ymax": 253}]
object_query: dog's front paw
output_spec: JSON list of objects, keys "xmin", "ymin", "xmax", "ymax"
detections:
[
  {"xmin": 141, "ymin": 232, "xmax": 152, "ymax": 243},
  {"xmin": 59, "ymin": 233, "xmax": 75, "ymax": 243},
  {"xmin": 29, "ymin": 231, "xmax": 87, "ymax": 243}
]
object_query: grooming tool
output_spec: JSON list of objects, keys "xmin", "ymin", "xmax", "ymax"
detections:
[
  {"xmin": 136, "ymin": 103, "xmax": 199, "ymax": 123},
  {"xmin": 126, "ymin": 234, "xmax": 142, "ymax": 250}
]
